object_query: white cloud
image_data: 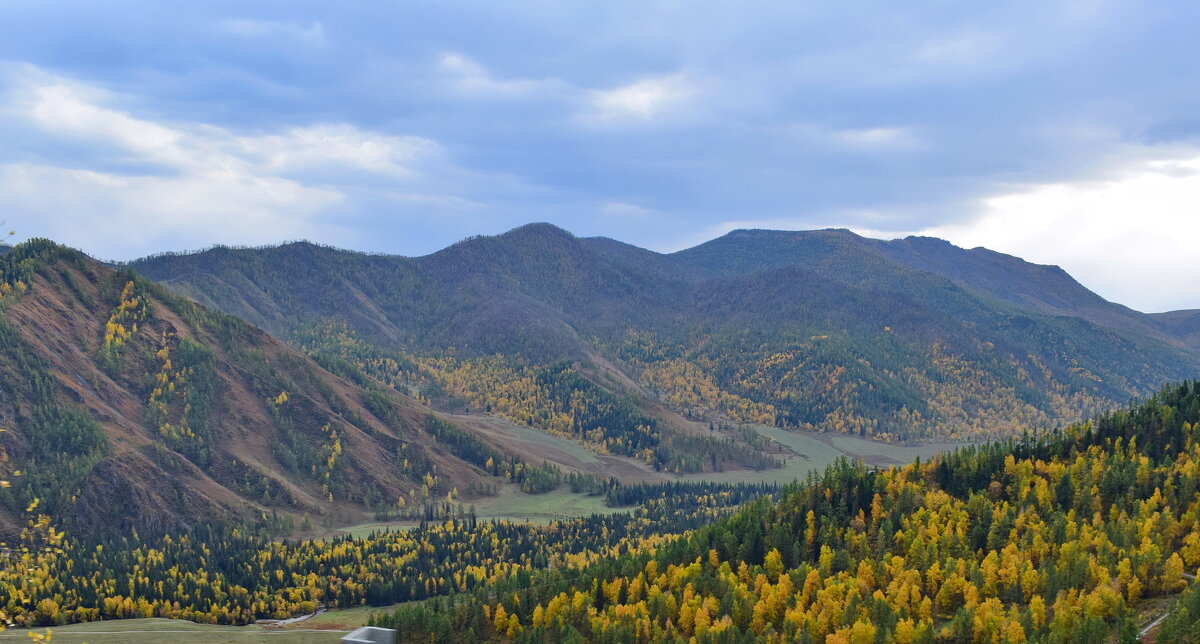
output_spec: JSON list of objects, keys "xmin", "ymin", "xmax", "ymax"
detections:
[
  {"xmin": 434, "ymin": 55, "xmax": 701, "ymax": 128},
  {"xmin": 0, "ymin": 68, "xmax": 449, "ymax": 257},
  {"xmin": 12, "ymin": 75, "xmax": 434, "ymax": 178},
  {"xmin": 601, "ymin": 201, "xmax": 656, "ymax": 218},
  {"xmin": 0, "ymin": 164, "xmax": 344, "ymax": 259},
  {"xmin": 218, "ymin": 19, "xmax": 327, "ymax": 47},
  {"xmin": 437, "ymin": 53, "xmax": 551, "ymax": 97},
  {"xmin": 910, "ymin": 30, "xmax": 1001, "ymax": 67},
  {"xmin": 835, "ymin": 127, "xmax": 919, "ymax": 147},
  {"xmin": 234, "ymin": 124, "xmax": 434, "ymax": 177},
  {"xmin": 790, "ymin": 122, "xmax": 923, "ymax": 149},
  {"xmin": 582, "ymin": 74, "xmax": 695, "ymax": 123},
  {"xmin": 921, "ymin": 153, "xmax": 1200, "ymax": 312}
]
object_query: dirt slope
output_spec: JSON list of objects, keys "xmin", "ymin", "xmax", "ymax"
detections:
[{"xmin": 0, "ymin": 242, "xmax": 489, "ymax": 535}]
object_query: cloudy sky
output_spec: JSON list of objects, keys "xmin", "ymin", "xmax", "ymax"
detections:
[{"xmin": 1, "ymin": 1, "xmax": 1199, "ymax": 311}]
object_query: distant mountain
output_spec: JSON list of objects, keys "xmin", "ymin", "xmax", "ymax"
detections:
[
  {"xmin": 133, "ymin": 223, "xmax": 699, "ymax": 359},
  {"xmin": 130, "ymin": 223, "xmax": 1200, "ymax": 442},
  {"xmin": 1151, "ymin": 309, "xmax": 1200, "ymax": 350},
  {"xmin": 673, "ymin": 228, "xmax": 1169, "ymax": 340},
  {"xmin": 0, "ymin": 240, "xmax": 501, "ymax": 535}
]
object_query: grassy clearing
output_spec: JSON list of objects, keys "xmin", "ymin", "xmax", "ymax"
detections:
[
  {"xmin": 825, "ymin": 432, "xmax": 958, "ymax": 462},
  {"xmin": 763, "ymin": 425, "xmax": 955, "ymax": 465},
  {"xmin": 288, "ymin": 604, "xmax": 406, "ymax": 630},
  {"xmin": 0, "ymin": 604, "xmax": 410, "ymax": 642},
  {"xmin": 326, "ymin": 422, "xmax": 960, "ymax": 539},
  {"xmin": 449, "ymin": 414, "xmax": 667, "ymax": 483},
  {"xmin": 334, "ymin": 520, "xmax": 420, "ymax": 539},
  {"xmin": 676, "ymin": 425, "xmax": 957, "ymax": 486},
  {"xmin": 450, "ymin": 413, "xmax": 604, "ymax": 467},
  {"xmin": 333, "ymin": 425, "xmax": 959, "ymax": 538},
  {"xmin": 468, "ymin": 484, "xmax": 620, "ymax": 522},
  {"xmin": 0, "ymin": 619, "xmax": 340, "ymax": 642},
  {"xmin": 333, "ymin": 485, "xmax": 623, "ymax": 538},
  {"xmin": 458, "ymin": 413, "xmax": 958, "ymax": 490}
]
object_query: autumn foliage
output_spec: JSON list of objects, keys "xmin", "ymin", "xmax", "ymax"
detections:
[{"xmin": 375, "ymin": 383, "xmax": 1200, "ymax": 642}]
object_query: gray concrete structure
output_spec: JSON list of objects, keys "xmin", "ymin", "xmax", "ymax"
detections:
[{"xmin": 341, "ymin": 626, "xmax": 397, "ymax": 644}]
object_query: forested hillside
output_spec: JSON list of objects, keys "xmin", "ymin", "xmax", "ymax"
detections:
[
  {"xmin": 671, "ymin": 229, "xmax": 1164, "ymax": 338},
  {"xmin": 1152, "ymin": 309, "xmax": 1200, "ymax": 350},
  {"xmin": 0, "ymin": 240, "xmax": 517, "ymax": 535},
  {"xmin": 0, "ymin": 477, "xmax": 772, "ymax": 628},
  {"xmin": 131, "ymin": 223, "xmax": 1200, "ymax": 442},
  {"xmin": 8, "ymin": 380, "xmax": 1200, "ymax": 642},
  {"xmin": 371, "ymin": 382, "xmax": 1200, "ymax": 643}
]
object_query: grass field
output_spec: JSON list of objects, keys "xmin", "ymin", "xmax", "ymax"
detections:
[
  {"xmin": 334, "ymin": 520, "xmax": 419, "ymax": 539},
  {"xmin": 323, "ymin": 418, "xmax": 962, "ymax": 540},
  {"xmin": 334, "ymin": 484, "xmax": 623, "ymax": 538},
  {"xmin": 675, "ymin": 425, "xmax": 958, "ymax": 486},
  {"xmin": 467, "ymin": 484, "xmax": 620, "ymax": 522},
  {"xmin": 284, "ymin": 604, "xmax": 405, "ymax": 630},
  {"xmin": 449, "ymin": 413, "xmax": 665, "ymax": 483},
  {"xmin": 0, "ymin": 604, "xmax": 408, "ymax": 642},
  {"xmin": 452, "ymin": 411, "xmax": 963, "ymax": 491},
  {"xmin": 450, "ymin": 413, "xmax": 604, "ymax": 466},
  {"xmin": 0, "ymin": 619, "xmax": 342, "ymax": 642}
]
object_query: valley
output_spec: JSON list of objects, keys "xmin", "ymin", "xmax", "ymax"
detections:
[
  {"xmin": 3, "ymin": 229, "xmax": 1200, "ymax": 643},
  {"xmin": 322, "ymin": 419, "xmax": 958, "ymax": 536}
]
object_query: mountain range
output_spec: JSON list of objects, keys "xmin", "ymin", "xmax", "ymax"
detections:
[
  {"xmin": 132, "ymin": 223, "xmax": 1200, "ymax": 441},
  {"xmin": 3, "ymin": 224, "xmax": 1197, "ymax": 534}
]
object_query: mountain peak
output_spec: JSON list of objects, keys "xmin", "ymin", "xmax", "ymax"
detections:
[
  {"xmin": 721, "ymin": 227, "xmax": 862, "ymax": 241},
  {"xmin": 900, "ymin": 235, "xmax": 955, "ymax": 248},
  {"xmin": 501, "ymin": 222, "xmax": 576, "ymax": 241},
  {"xmin": 439, "ymin": 223, "xmax": 578, "ymax": 257}
]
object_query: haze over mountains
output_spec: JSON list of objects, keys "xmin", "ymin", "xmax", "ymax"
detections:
[{"xmin": 131, "ymin": 223, "xmax": 1200, "ymax": 441}]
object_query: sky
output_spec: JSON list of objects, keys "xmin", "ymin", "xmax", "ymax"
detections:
[{"xmin": 1, "ymin": 2, "xmax": 1199, "ymax": 311}]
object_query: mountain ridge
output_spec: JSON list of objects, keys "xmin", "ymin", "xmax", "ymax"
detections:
[
  {"xmin": 128, "ymin": 223, "xmax": 1200, "ymax": 442},
  {"xmin": 672, "ymin": 227, "xmax": 1175, "ymax": 341}
]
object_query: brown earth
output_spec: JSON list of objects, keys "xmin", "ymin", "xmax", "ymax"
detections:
[
  {"xmin": 448, "ymin": 413, "xmax": 668, "ymax": 485},
  {"xmin": 0, "ymin": 252, "xmax": 490, "ymax": 534}
]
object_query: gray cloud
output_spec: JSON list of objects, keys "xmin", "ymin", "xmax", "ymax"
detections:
[{"xmin": 0, "ymin": 1, "xmax": 1198, "ymax": 307}]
